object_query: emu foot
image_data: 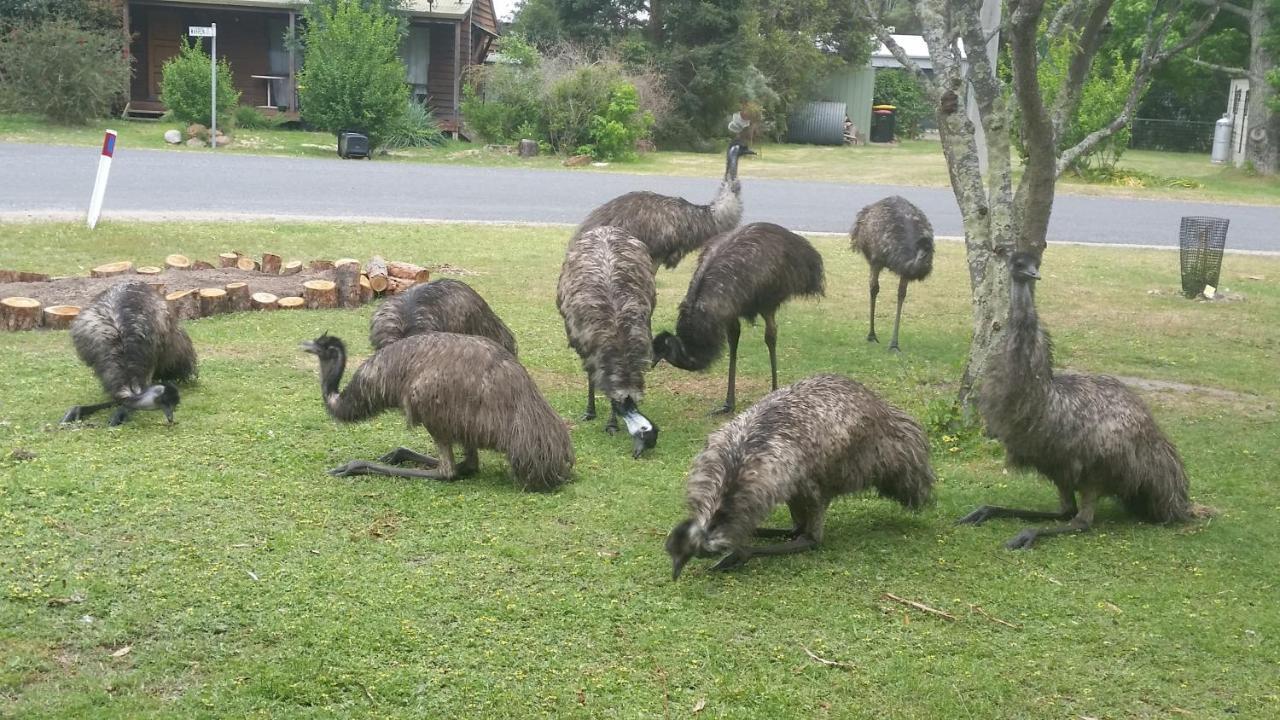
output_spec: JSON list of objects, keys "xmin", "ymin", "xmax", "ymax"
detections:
[
  {"xmin": 328, "ymin": 460, "xmax": 374, "ymax": 477},
  {"xmin": 956, "ymin": 506, "xmax": 998, "ymax": 525},
  {"xmin": 377, "ymin": 447, "xmax": 439, "ymax": 467},
  {"xmin": 710, "ymin": 551, "xmax": 749, "ymax": 572},
  {"xmin": 1005, "ymin": 529, "xmax": 1040, "ymax": 550},
  {"xmin": 867, "ymin": 331, "xmax": 879, "ymax": 343},
  {"xmin": 107, "ymin": 407, "xmax": 131, "ymax": 426},
  {"xmin": 888, "ymin": 344, "xmax": 901, "ymax": 354},
  {"xmin": 60, "ymin": 406, "xmax": 84, "ymax": 424},
  {"xmin": 710, "ymin": 403, "xmax": 735, "ymax": 416},
  {"xmin": 604, "ymin": 419, "xmax": 619, "ymax": 436}
]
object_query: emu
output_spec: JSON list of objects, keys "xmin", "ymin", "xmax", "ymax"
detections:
[
  {"xmin": 577, "ymin": 140, "xmax": 755, "ymax": 269},
  {"xmin": 301, "ymin": 332, "xmax": 573, "ymax": 492},
  {"xmin": 556, "ymin": 226, "xmax": 659, "ymax": 458},
  {"xmin": 370, "ymin": 278, "xmax": 517, "ymax": 355},
  {"xmin": 652, "ymin": 222, "xmax": 824, "ymax": 414},
  {"xmin": 62, "ymin": 280, "xmax": 196, "ymax": 426},
  {"xmin": 963, "ymin": 251, "xmax": 1197, "ymax": 549},
  {"xmin": 664, "ymin": 374, "xmax": 935, "ymax": 578},
  {"xmin": 849, "ymin": 195, "xmax": 935, "ymax": 351}
]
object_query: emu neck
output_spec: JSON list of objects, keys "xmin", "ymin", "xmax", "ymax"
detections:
[
  {"xmin": 1001, "ymin": 279, "xmax": 1054, "ymax": 396},
  {"xmin": 669, "ymin": 305, "xmax": 725, "ymax": 371},
  {"xmin": 318, "ymin": 348, "xmax": 349, "ymax": 418}
]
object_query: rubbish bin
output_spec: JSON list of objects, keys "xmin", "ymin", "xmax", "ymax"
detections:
[
  {"xmin": 338, "ymin": 131, "xmax": 370, "ymax": 159},
  {"xmin": 870, "ymin": 104, "xmax": 897, "ymax": 143},
  {"xmin": 1178, "ymin": 216, "xmax": 1229, "ymax": 297}
]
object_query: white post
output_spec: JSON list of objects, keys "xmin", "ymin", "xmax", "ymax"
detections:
[
  {"xmin": 210, "ymin": 22, "xmax": 217, "ymax": 150},
  {"xmin": 86, "ymin": 130, "xmax": 117, "ymax": 230}
]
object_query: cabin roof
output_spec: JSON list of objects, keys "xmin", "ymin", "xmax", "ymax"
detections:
[{"xmin": 143, "ymin": 1, "xmax": 476, "ymax": 20}]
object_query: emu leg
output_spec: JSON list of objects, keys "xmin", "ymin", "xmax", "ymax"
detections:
[
  {"xmin": 61, "ymin": 400, "xmax": 118, "ymax": 424},
  {"xmin": 377, "ymin": 447, "xmax": 440, "ymax": 467},
  {"xmin": 108, "ymin": 406, "xmax": 132, "ymax": 426},
  {"xmin": 710, "ymin": 534, "xmax": 819, "ymax": 572},
  {"xmin": 753, "ymin": 527, "xmax": 800, "ymax": 539},
  {"xmin": 867, "ymin": 265, "xmax": 882, "ymax": 343},
  {"xmin": 713, "ymin": 319, "xmax": 741, "ymax": 415},
  {"xmin": 889, "ymin": 275, "xmax": 909, "ymax": 352},
  {"xmin": 582, "ymin": 375, "xmax": 597, "ymax": 421},
  {"xmin": 331, "ymin": 440, "xmax": 457, "ymax": 480},
  {"xmin": 604, "ymin": 407, "xmax": 618, "ymax": 435},
  {"xmin": 1005, "ymin": 487, "xmax": 1099, "ymax": 550},
  {"xmin": 455, "ymin": 446, "xmax": 480, "ymax": 478},
  {"xmin": 763, "ymin": 311, "xmax": 779, "ymax": 391},
  {"xmin": 957, "ymin": 485, "xmax": 1078, "ymax": 525}
]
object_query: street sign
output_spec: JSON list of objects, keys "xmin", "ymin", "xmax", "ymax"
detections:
[{"xmin": 188, "ymin": 25, "xmax": 216, "ymax": 37}]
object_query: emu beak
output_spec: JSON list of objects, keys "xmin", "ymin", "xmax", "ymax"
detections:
[
  {"xmin": 671, "ymin": 555, "xmax": 688, "ymax": 581},
  {"xmin": 632, "ymin": 433, "xmax": 649, "ymax": 459},
  {"xmin": 741, "ymin": 147, "xmax": 757, "ymax": 156},
  {"xmin": 300, "ymin": 340, "xmax": 319, "ymax": 354},
  {"xmin": 616, "ymin": 402, "xmax": 658, "ymax": 459},
  {"xmin": 1028, "ymin": 268, "xmax": 1042, "ymax": 280},
  {"xmin": 162, "ymin": 406, "xmax": 175, "ymax": 424}
]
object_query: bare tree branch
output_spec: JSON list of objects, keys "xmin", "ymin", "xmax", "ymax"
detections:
[
  {"xmin": 861, "ymin": 0, "xmax": 935, "ymax": 93},
  {"xmin": 1188, "ymin": 56, "xmax": 1249, "ymax": 76},
  {"xmin": 1009, "ymin": 0, "xmax": 1056, "ymax": 252},
  {"xmin": 1049, "ymin": 0, "xmax": 1115, "ymax": 140},
  {"xmin": 1189, "ymin": 0, "xmax": 1249, "ymax": 18},
  {"xmin": 1048, "ymin": 0, "xmax": 1094, "ymax": 39}
]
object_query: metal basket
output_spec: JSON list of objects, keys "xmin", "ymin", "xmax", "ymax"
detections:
[{"xmin": 1178, "ymin": 216, "xmax": 1229, "ymax": 297}]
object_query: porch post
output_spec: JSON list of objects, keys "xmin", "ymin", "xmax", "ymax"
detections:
[
  {"xmin": 453, "ymin": 20, "xmax": 461, "ymax": 136},
  {"xmin": 288, "ymin": 11, "xmax": 297, "ymax": 112},
  {"xmin": 122, "ymin": 2, "xmax": 131, "ymax": 112}
]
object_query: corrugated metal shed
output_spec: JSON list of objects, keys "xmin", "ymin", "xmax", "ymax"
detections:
[
  {"xmin": 787, "ymin": 101, "xmax": 847, "ymax": 145},
  {"xmin": 815, "ymin": 66, "xmax": 875, "ymax": 143}
]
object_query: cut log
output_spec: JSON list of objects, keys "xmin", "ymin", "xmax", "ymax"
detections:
[
  {"xmin": 198, "ymin": 287, "xmax": 228, "ymax": 316},
  {"xmin": 218, "ymin": 252, "xmax": 240, "ymax": 268},
  {"xmin": 0, "ymin": 269, "xmax": 51, "ymax": 283},
  {"xmin": 235, "ymin": 257, "xmax": 259, "ymax": 272},
  {"xmin": 303, "ymin": 279, "xmax": 338, "ymax": 309},
  {"xmin": 250, "ymin": 292, "xmax": 279, "ymax": 310},
  {"xmin": 310, "ymin": 259, "xmax": 335, "ymax": 272},
  {"xmin": 387, "ymin": 261, "xmax": 431, "ymax": 284},
  {"xmin": 334, "ymin": 263, "xmax": 361, "ymax": 309},
  {"xmin": 261, "ymin": 253, "xmax": 282, "ymax": 274},
  {"xmin": 359, "ymin": 274, "xmax": 374, "ymax": 304},
  {"xmin": 280, "ymin": 260, "xmax": 303, "ymax": 275},
  {"xmin": 165, "ymin": 289, "xmax": 200, "ymax": 321},
  {"xmin": 1, "ymin": 297, "xmax": 41, "ymax": 331},
  {"xmin": 334, "ymin": 258, "xmax": 361, "ymax": 269},
  {"xmin": 225, "ymin": 282, "xmax": 251, "ymax": 312},
  {"xmin": 385, "ymin": 276, "xmax": 416, "ymax": 294},
  {"xmin": 365, "ymin": 255, "xmax": 389, "ymax": 292},
  {"xmin": 42, "ymin": 305, "xmax": 80, "ymax": 330},
  {"xmin": 135, "ymin": 266, "xmax": 163, "ymax": 276},
  {"xmin": 192, "ymin": 260, "xmax": 215, "ymax": 271},
  {"xmin": 277, "ymin": 295, "xmax": 305, "ymax": 310},
  {"xmin": 145, "ymin": 282, "xmax": 166, "ymax": 296},
  {"xmin": 90, "ymin": 261, "xmax": 133, "ymax": 278},
  {"xmin": 165, "ymin": 254, "xmax": 192, "ymax": 271}
]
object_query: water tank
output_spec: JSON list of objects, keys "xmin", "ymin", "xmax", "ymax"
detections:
[
  {"xmin": 787, "ymin": 101, "xmax": 847, "ymax": 145},
  {"xmin": 1210, "ymin": 114, "xmax": 1232, "ymax": 164}
]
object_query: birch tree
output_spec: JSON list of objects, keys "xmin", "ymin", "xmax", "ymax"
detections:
[{"xmin": 863, "ymin": 0, "xmax": 1222, "ymax": 409}]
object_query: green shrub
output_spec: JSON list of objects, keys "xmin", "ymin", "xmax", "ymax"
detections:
[
  {"xmin": 0, "ymin": 18, "xmax": 131, "ymax": 124},
  {"xmin": 546, "ymin": 65, "xmax": 617, "ymax": 153},
  {"xmin": 873, "ymin": 69, "xmax": 929, "ymax": 140},
  {"xmin": 160, "ymin": 39, "xmax": 241, "ymax": 128},
  {"xmin": 460, "ymin": 36, "xmax": 545, "ymax": 144},
  {"xmin": 588, "ymin": 83, "xmax": 653, "ymax": 161},
  {"xmin": 297, "ymin": 0, "xmax": 408, "ymax": 148},
  {"xmin": 382, "ymin": 100, "xmax": 446, "ymax": 149},
  {"xmin": 233, "ymin": 105, "xmax": 285, "ymax": 130}
]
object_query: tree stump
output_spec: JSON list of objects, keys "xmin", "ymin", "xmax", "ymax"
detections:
[
  {"xmin": 192, "ymin": 260, "xmax": 215, "ymax": 271},
  {"xmin": 387, "ymin": 261, "xmax": 431, "ymax": 284},
  {"xmin": 165, "ymin": 254, "xmax": 193, "ymax": 271},
  {"xmin": 250, "ymin": 292, "xmax": 279, "ymax": 310},
  {"xmin": 277, "ymin": 296, "xmax": 305, "ymax": 310},
  {"xmin": 42, "ymin": 305, "xmax": 80, "ymax": 329},
  {"xmin": 334, "ymin": 258, "xmax": 361, "ymax": 269},
  {"xmin": 281, "ymin": 260, "xmax": 303, "ymax": 275},
  {"xmin": 261, "ymin": 253, "xmax": 282, "ymax": 274},
  {"xmin": 236, "ymin": 256, "xmax": 261, "ymax": 272},
  {"xmin": 145, "ymin": 282, "xmax": 166, "ymax": 296},
  {"xmin": 198, "ymin": 287, "xmax": 228, "ymax": 316},
  {"xmin": 365, "ymin": 256, "xmax": 389, "ymax": 292},
  {"xmin": 0, "ymin": 269, "xmax": 50, "ymax": 283},
  {"xmin": 165, "ymin": 289, "xmax": 200, "ymax": 321},
  {"xmin": 91, "ymin": 261, "xmax": 133, "ymax": 278},
  {"xmin": 303, "ymin": 279, "xmax": 338, "ymax": 309},
  {"xmin": 310, "ymin": 259, "xmax": 335, "ymax": 272},
  {"xmin": 225, "ymin": 282, "xmax": 251, "ymax": 312},
  {"xmin": 1, "ymin": 297, "xmax": 41, "ymax": 331},
  {"xmin": 359, "ymin": 275, "xmax": 374, "ymax": 304},
  {"xmin": 333, "ymin": 263, "xmax": 361, "ymax": 308},
  {"xmin": 218, "ymin": 252, "xmax": 240, "ymax": 268},
  {"xmin": 385, "ymin": 276, "xmax": 416, "ymax": 294},
  {"xmin": 136, "ymin": 266, "xmax": 163, "ymax": 276},
  {"xmin": 518, "ymin": 139, "xmax": 539, "ymax": 158}
]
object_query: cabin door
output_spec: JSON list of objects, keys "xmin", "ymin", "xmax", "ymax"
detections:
[{"xmin": 147, "ymin": 9, "xmax": 184, "ymax": 101}]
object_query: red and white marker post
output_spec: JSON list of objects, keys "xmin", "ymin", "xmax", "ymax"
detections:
[{"xmin": 86, "ymin": 129, "xmax": 117, "ymax": 230}]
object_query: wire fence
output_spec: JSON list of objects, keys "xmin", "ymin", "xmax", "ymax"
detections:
[{"xmin": 1129, "ymin": 117, "xmax": 1215, "ymax": 154}]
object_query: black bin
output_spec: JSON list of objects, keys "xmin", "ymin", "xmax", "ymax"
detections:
[
  {"xmin": 1178, "ymin": 216, "xmax": 1229, "ymax": 297},
  {"xmin": 870, "ymin": 105, "xmax": 896, "ymax": 143},
  {"xmin": 338, "ymin": 131, "xmax": 370, "ymax": 159}
]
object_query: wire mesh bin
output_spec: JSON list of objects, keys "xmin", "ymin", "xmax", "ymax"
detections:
[{"xmin": 1178, "ymin": 216, "xmax": 1229, "ymax": 297}]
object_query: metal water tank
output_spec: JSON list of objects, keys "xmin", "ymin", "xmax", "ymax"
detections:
[{"xmin": 1210, "ymin": 114, "xmax": 1232, "ymax": 164}]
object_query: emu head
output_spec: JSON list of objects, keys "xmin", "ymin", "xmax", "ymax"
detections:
[
  {"xmin": 651, "ymin": 331, "xmax": 678, "ymax": 368},
  {"xmin": 300, "ymin": 331, "xmax": 346, "ymax": 360},
  {"xmin": 300, "ymin": 332, "xmax": 348, "ymax": 398},
  {"xmin": 610, "ymin": 397, "xmax": 659, "ymax": 459},
  {"xmin": 1009, "ymin": 252, "xmax": 1042, "ymax": 284},
  {"xmin": 724, "ymin": 140, "xmax": 756, "ymax": 181},
  {"xmin": 124, "ymin": 382, "xmax": 181, "ymax": 424},
  {"xmin": 665, "ymin": 519, "xmax": 711, "ymax": 580}
]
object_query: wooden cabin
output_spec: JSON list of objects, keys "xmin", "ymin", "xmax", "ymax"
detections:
[{"xmin": 123, "ymin": 0, "xmax": 499, "ymax": 134}]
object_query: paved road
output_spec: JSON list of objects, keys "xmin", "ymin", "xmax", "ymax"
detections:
[{"xmin": 2, "ymin": 142, "xmax": 1275, "ymax": 251}]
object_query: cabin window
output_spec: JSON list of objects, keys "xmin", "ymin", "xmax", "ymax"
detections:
[{"xmin": 403, "ymin": 24, "xmax": 431, "ymax": 103}]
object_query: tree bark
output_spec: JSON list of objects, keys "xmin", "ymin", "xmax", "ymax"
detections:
[
  {"xmin": 334, "ymin": 263, "xmax": 362, "ymax": 308},
  {"xmin": 365, "ymin": 256, "xmax": 389, "ymax": 292},
  {"xmin": 1244, "ymin": 0, "xmax": 1277, "ymax": 174},
  {"xmin": 166, "ymin": 289, "xmax": 200, "ymax": 321},
  {"xmin": 261, "ymin": 253, "xmax": 283, "ymax": 274},
  {"xmin": 303, "ymin": 280, "xmax": 338, "ymax": 309},
  {"xmin": 0, "ymin": 269, "xmax": 50, "ymax": 283},
  {"xmin": 198, "ymin": 288, "xmax": 228, "ymax": 316},
  {"xmin": 387, "ymin": 261, "xmax": 431, "ymax": 284},
  {"xmin": 225, "ymin": 282, "xmax": 251, "ymax": 312}
]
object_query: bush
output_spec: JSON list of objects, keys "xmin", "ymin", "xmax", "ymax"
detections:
[
  {"xmin": 382, "ymin": 100, "xmax": 446, "ymax": 149},
  {"xmin": 588, "ymin": 83, "xmax": 652, "ymax": 161},
  {"xmin": 460, "ymin": 37, "xmax": 544, "ymax": 144},
  {"xmin": 297, "ymin": 0, "xmax": 408, "ymax": 148},
  {"xmin": 873, "ymin": 69, "xmax": 929, "ymax": 140},
  {"xmin": 0, "ymin": 18, "xmax": 131, "ymax": 124},
  {"xmin": 161, "ymin": 39, "xmax": 241, "ymax": 128},
  {"xmin": 233, "ymin": 105, "xmax": 286, "ymax": 130}
]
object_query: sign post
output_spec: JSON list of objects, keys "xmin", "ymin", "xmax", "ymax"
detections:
[
  {"xmin": 86, "ymin": 130, "xmax": 117, "ymax": 230},
  {"xmin": 189, "ymin": 24, "xmax": 218, "ymax": 148}
]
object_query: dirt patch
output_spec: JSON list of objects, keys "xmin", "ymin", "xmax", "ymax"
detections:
[{"xmin": 0, "ymin": 267, "xmax": 341, "ymax": 309}]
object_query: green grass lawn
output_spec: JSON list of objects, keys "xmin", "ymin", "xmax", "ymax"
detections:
[
  {"xmin": 2, "ymin": 222, "xmax": 1278, "ymax": 718},
  {"xmin": 4, "ymin": 113, "xmax": 1277, "ymax": 205}
]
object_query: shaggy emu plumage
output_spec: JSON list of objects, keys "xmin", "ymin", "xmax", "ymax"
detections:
[
  {"xmin": 556, "ymin": 226, "xmax": 659, "ymax": 458},
  {"xmin": 370, "ymin": 278, "xmax": 517, "ymax": 355},
  {"xmin": 62, "ymin": 280, "xmax": 197, "ymax": 425},
  {"xmin": 576, "ymin": 140, "xmax": 754, "ymax": 269},
  {"xmin": 665, "ymin": 374, "xmax": 935, "ymax": 578},
  {"xmin": 652, "ymin": 222, "xmax": 824, "ymax": 414},
  {"xmin": 964, "ymin": 251, "xmax": 1196, "ymax": 548},
  {"xmin": 850, "ymin": 195, "xmax": 935, "ymax": 351},
  {"xmin": 302, "ymin": 332, "xmax": 573, "ymax": 492}
]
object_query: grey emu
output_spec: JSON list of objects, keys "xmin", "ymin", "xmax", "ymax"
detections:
[
  {"xmin": 577, "ymin": 140, "xmax": 755, "ymax": 269},
  {"xmin": 652, "ymin": 222, "xmax": 824, "ymax": 414},
  {"xmin": 62, "ymin": 280, "xmax": 196, "ymax": 426},
  {"xmin": 849, "ymin": 195, "xmax": 935, "ymax": 351},
  {"xmin": 665, "ymin": 374, "xmax": 935, "ymax": 578},
  {"xmin": 370, "ymin": 278, "xmax": 517, "ymax": 355},
  {"xmin": 302, "ymin": 332, "xmax": 573, "ymax": 492},
  {"xmin": 556, "ymin": 226, "xmax": 659, "ymax": 458},
  {"xmin": 963, "ymin": 251, "xmax": 1196, "ymax": 549}
]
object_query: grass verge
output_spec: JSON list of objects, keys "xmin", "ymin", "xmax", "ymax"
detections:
[{"xmin": 1, "ymin": 222, "xmax": 1278, "ymax": 718}]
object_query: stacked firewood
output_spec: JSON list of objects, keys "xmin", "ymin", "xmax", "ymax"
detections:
[{"xmin": 0, "ymin": 252, "xmax": 433, "ymax": 332}]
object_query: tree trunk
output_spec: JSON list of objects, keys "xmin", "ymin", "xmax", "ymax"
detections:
[{"xmin": 1245, "ymin": 1, "xmax": 1277, "ymax": 175}]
